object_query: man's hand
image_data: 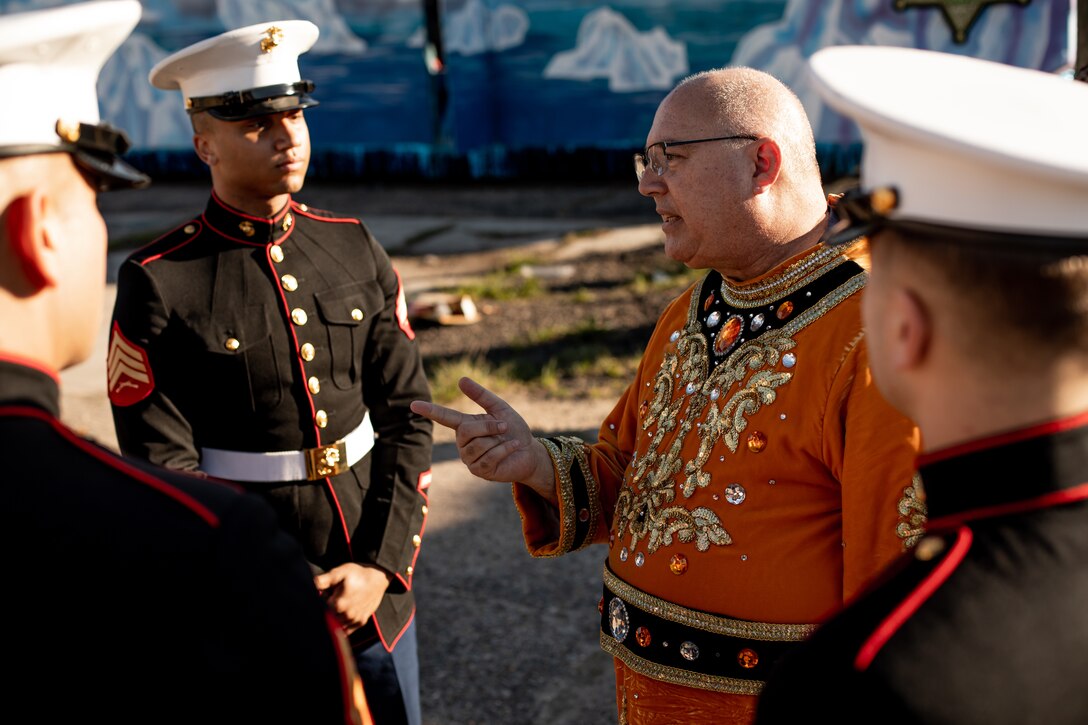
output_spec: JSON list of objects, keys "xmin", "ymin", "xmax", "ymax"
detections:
[
  {"xmin": 410, "ymin": 376, "xmax": 556, "ymax": 503},
  {"xmin": 314, "ymin": 563, "xmax": 392, "ymax": 634}
]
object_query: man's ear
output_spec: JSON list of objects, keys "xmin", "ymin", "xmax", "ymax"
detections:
[
  {"xmin": 890, "ymin": 287, "xmax": 931, "ymax": 371},
  {"xmin": 193, "ymin": 131, "xmax": 217, "ymax": 167},
  {"xmin": 4, "ymin": 191, "xmax": 55, "ymax": 291},
  {"xmin": 752, "ymin": 138, "xmax": 782, "ymax": 193}
]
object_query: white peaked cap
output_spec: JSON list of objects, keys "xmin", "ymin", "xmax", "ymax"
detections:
[
  {"xmin": 150, "ymin": 20, "xmax": 319, "ymax": 114},
  {"xmin": 809, "ymin": 46, "xmax": 1088, "ymax": 241},
  {"xmin": 0, "ymin": 0, "xmax": 141, "ymax": 151}
]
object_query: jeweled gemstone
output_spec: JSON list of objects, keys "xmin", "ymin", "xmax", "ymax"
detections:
[
  {"xmin": 578, "ymin": 508, "xmax": 590, "ymax": 522},
  {"xmin": 680, "ymin": 641, "xmax": 700, "ymax": 661},
  {"xmin": 640, "ymin": 400, "xmax": 649, "ymax": 418},
  {"xmin": 776, "ymin": 300, "xmax": 794, "ymax": 320},
  {"xmin": 685, "ymin": 382, "xmax": 696, "ymax": 395},
  {"xmin": 703, "ymin": 292, "xmax": 715, "ymax": 311},
  {"xmin": 669, "ymin": 553, "xmax": 688, "ymax": 575},
  {"xmin": 724, "ymin": 483, "xmax": 746, "ymax": 505},
  {"xmin": 782, "ymin": 352, "xmax": 797, "ymax": 368},
  {"xmin": 669, "ymin": 330, "xmax": 680, "ymax": 343},
  {"xmin": 598, "ymin": 597, "xmax": 604, "ymax": 614},
  {"xmin": 706, "ymin": 310, "xmax": 722, "ymax": 328},
  {"xmin": 747, "ymin": 431, "xmax": 767, "ymax": 453},
  {"xmin": 713, "ymin": 315, "xmax": 744, "ymax": 356},
  {"xmin": 635, "ymin": 552, "xmax": 645, "ymax": 567},
  {"xmin": 737, "ymin": 648, "xmax": 759, "ymax": 669},
  {"xmin": 619, "ymin": 547, "xmax": 629, "ymax": 562},
  {"xmin": 635, "ymin": 627, "xmax": 652, "ymax": 647},
  {"xmin": 609, "ymin": 598, "xmax": 629, "ymax": 642},
  {"xmin": 750, "ymin": 313, "xmax": 765, "ymax": 331}
]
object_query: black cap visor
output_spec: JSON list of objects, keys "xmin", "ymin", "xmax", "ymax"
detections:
[
  {"xmin": 0, "ymin": 121, "xmax": 150, "ymax": 191},
  {"xmin": 187, "ymin": 80, "xmax": 319, "ymax": 121}
]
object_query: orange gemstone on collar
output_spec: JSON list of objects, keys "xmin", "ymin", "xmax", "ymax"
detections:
[
  {"xmin": 714, "ymin": 315, "xmax": 743, "ymax": 355},
  {"xmin": 703, "ymin": 292, "xmax": 715, "ymax": 311},
  {"xmin": 738, "ymin": 648, "xmax": 759, "ymax": 669},
  {"xmin": 635, "ymin": 627, "xmax": 652, "ymax": 647},
  {"xmin": 776, "ymin": 300, "xmax": 794, "ymax": 320},
  {"xmin": 669, "ymin": 553, "xmax": 688, "ymax": 575},
  {"xmin": 747, "ymin": 431, "xmax": 767, "ymax": 453}
]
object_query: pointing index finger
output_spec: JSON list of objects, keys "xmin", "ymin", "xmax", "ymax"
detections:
[{"xmin": 410, "ymin": 399, "xmax": 468, "ymax": 431}]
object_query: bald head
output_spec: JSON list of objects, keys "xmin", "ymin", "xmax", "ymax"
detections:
[{"xmin": 672, "ymin": 68, "xmax": 821, "ymax": 184}]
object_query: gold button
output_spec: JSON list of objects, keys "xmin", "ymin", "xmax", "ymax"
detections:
[
  {"xmin": 406, "ymin": 566, "xmax": 413, "ymax": 576},
  {"xmin": 308, "ymin": 376, "xmax": 321, "ymax": 394},
  {"xmin": 299, "ymin": 203, "xmax": 309, "ymax": 212},
  {"xmin": 291, "ymin": 308, "xmax": 307, "ymax": 325},
  {"xmin": 281, "ymin": 274, "xmax": 298, "ymax": 292},
  {"xmin": 238, "ymin": 220, "xmax": 255, "ymax": 237},
  {"xmin": 412, "ymin": 535, "xmax": 421, "ymax": 547},
  {"xmin": 300, "ymin": 342, "xmax": 315, "ymax": 361},
  {"xmin": 421, "ymin": 505, "xmax": 428, "ymax": 515},
  {"xmin": 351, "ymin": 308, "xmax": 364, "ymax": 321},
  {"xmin": 270, "ymin": 245, "xmax": 284, "ymax": 263},
  {"xmin": 314, "ymin": 410, "xmax": 328, "ymax": 428},
  {"xmin": 224, "ymin": 337, "xmax": 240, "ymax": 351},
  {"xmin": 282, "ymin": 212, "xmax": 293, "ymax": 231},
  {"xmin": 183, "ymin": 224, "xmax": 196, "ymax": 234}
]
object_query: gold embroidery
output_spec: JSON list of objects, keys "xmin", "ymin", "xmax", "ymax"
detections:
[
  {"xmin": 720, "ymin": 244, "xmax": 851, "ymax": 308},
  {"xmin": 613, "ymin": 244, "xmax": 869, "ymax": 558},
  {"xmin": 604, "ymin": 566, "xmax": 818, "ymax": 640},
  {"xmin": 897, "ymin": 472, "xmax": 928, "ymax": 549},
  {"xmin": 538, "ymin": 435, "xmax": 600, "ymax": 556},
  {"xmin": 602, "ymin": 633, "xmax": 765, "ymax": 696}
]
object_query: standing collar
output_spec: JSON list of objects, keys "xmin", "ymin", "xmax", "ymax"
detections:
[
  {"xmin": 202, "ymin": 191, "xmax": 296, "ymax": 245},
  {"xmin": 0, "ymin": 356, "xmax": 61, "ymax": 417},
  {"xmin": 919, "ymin": 411, "xmax": 1088, "ymax": 529}
]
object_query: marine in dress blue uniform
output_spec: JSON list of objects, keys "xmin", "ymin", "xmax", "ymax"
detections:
[
  {"xmin": 0, "ymin": 3, "xmax": 364, "ymax": 722},
  {"xmin": 756, "ymin": 47, "xmax": 1088, "ymax": 724},
  {"xmin": 107, "ymin": 21, "xmax": 431, "ymax": 725}
]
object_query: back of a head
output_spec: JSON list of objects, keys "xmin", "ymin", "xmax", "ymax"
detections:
[{"xmin": 675, "ymin": 67, "xmax": 822, "ymax": 187}]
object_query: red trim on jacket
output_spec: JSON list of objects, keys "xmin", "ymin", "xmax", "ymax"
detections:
[
  {"xmin": 918, "ymin": 410, "xmax": 1088, "ymax": 468},
  {"xmin": 138, "ymin": 220, "xmax": 205, "ymax": 266},
  {"xmin": 854, "ymin": 526, "xmax": 973, "ymax": 671},
  {"xmin": 0, "ymin": 352, "xmax": 60, "ymax": 383},
  {"xmin": 0, "ymin": 405, "xmax": 220, "ymax": 527},
  {"xmin": 291, "ymin": 203, "xmax": 362, "ymax": 225},
  {"xmin": 927, "ymin": 482, "xmax": 1088, "ymax": 532},
  {"xmin": 202, "ymin": 211, "xmax": 297, "ymax": 247},
  {"xmin": 211, "ymin": 190, "xmax": 293, "ymax": 224},
  {"xmin": 373, "ymin": 608, "xmax": 414, "ymax": 653}
]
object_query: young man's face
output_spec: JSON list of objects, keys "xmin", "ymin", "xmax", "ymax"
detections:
[{"xmin": 196, "ymin": 108, "xmax": 311, "ymax": 205}]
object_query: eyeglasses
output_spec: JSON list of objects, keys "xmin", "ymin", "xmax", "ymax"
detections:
[{"xmin": 634, "ymin": 134, "xmax": 761, "ymax": 181}]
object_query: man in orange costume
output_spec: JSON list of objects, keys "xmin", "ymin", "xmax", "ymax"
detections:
[{"xmin": 412, "ymin": 68, "xmax": 922, "ymax": 723}]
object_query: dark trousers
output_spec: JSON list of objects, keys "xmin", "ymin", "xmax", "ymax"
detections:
[{"xmin": 354, "ymin": 618, "xmax": 421, "ymax": 725}]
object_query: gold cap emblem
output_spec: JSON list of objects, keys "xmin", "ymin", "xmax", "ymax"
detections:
[
  {"xmin": 260, "ymin": 26, "xmax": 284, "ymax": 53},
  {"xmin": 55, "ymin": 119, "xmax": 81, "ymax": 144}
]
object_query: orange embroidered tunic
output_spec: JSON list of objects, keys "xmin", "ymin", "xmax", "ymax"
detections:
[{"xmin": 513, "ymin": 243, "xmax": 924, "ymax": 724}]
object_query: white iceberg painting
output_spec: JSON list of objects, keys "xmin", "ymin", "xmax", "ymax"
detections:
[
  {"xmin": 544, "ymin": 7, "xmax": 688, "ymax": 93},
  {"xmin": 731, "ymin": 0, "xmax": 1068, "ymax": 143},
  {"xmin": 99, "ymin": 32, "xmax": 193, "ymax": 149},
  {"xmin": 409, "ymin": 0, "xmax": 529, "ymax": 56},
  {"xmin": 217, "ymin": 0, "xmax": 367, "ymax": 55}
]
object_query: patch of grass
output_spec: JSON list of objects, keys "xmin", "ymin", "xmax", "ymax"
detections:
[
  {"xmin": 571, "ymin": 287, "xmax": 595, "ymax": 304},
  {"xmin": 425, "ymin": 356, "xmax": 509, "ymax": 404},
  {"xmin": 524, "ymin": 317, "xmax": 608, "ymax": 346},
  {"xmin": 455, "ymin": 273, "xmax": 543, "ymax": 301}
]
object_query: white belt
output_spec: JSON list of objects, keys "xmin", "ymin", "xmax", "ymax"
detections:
[{"xmin": 199, "ymin": 412, "xmax": 374, "ymax": 483}]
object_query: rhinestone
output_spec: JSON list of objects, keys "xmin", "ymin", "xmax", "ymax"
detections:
[
  {"xmin": 598, "ymin": 597, "xmax": 604, "ymax": 614},
  {"xmin": 680, "ymin": 642, "xmax": 700, "ymax": 661},
  {"xmin": 619, "ymin": 547, "xmax": 629, "ymax": 562},
  {"xmin": 805, "ymin": 291, "xmax": 812, "ymax": 297},
  {"xmin": 712, "ymin": 494, "xmax": 719, "ymax": 500},
  {"xmin": 269, "ymin": 245, "xmax": 284, "ymax": 263},
  {"xmin": 635, "ymin": 627, "xmax": 652, "ymax": 647},
  {"xmin": 706, "ymin": 310, "xmax": 721, "ymax": 328},
  {"xmin": 608, "ymin": 598, "xmax": 630, "ymax": 642},
  {"xmin": 183, "ymin": 224, "xmax": 196, "ymax": 234},
  {"xmin": 719, "ymin": 456, "xmax": 725, "ymax": 462},
  {"xmin": 782, "ymin": 353, "xmax": 797, "ymax": 368},
  {"xmin": 685, "ymin": 382, "xmax": 696, "ymax": 395},
  {"xmin": 776, "ymin": 300, "xmax": 794, "ymax": 320},
  {"xmin": 738, "ymin": 648, "xmax": 759, "ymax": 669},
  {"xmin": 281, "ymin": 274, "xmax": 298, "ymax": 292},
  {"xmin": 351, "ymin": 308, "xmax": 364, "ymax": 321},
  {"xmin": 609, "ymin": 424, "xmax": 615, "ymax": 430},
  {"xmin": 703, "ymin": 292, "xmax": 715, "ymax": 311},
  {"xmin": 710, "ymin": 388, "xmax": 720, "ymax": 401},
  {"xmin": 300, "ymin": 342, "xmax": 315, "ymax": 361},
  {"xmin": 639, "ymin": 400, "xmax": 649, "ymax": 418},
  {"xmin": 314, "ymin": 410, "xmax": 328, "ymax": 428},
  {"xmin": 779, "ymin": 413, "xmax": 787, "ymax": 420},
  {"xmin": 291, "ymin": 308, "xmax": 308, "ymax": 325},
  {"xmin": 578, "ymin": 508, "xmax": 590, "ymax": 522},
  {"xmin": 915, "ymin": 536, "xmax": 946, "ymax": 561},
  {"xmin": 307, "ymin": 376, "xmax": 321, "ymax": 394},
  {"xmin": 724, "ymin": 483, "xmax": 746, "ymax": 505},
  {"xmin": 750, "ymin": 313, "xmax": 765, "ymax": 331},
  {"xmin": 635, "ymin": 552, "xmax": 645, "ymax": 567},
  {"xmin": 713, "ymin": 315, "xmax": 744, "ymax": 355},
  {"xmin": 747, "ymin": 431, "xmax": 767, "ymax": 453},
  {"xmin": 669, "ymin": 330, "xmax": 680, "ymax": 343},
  {"xmin": 769, "ymin": 479, "xmax": 776, "ymax": 485},
  {"xmin": 224, "ymin": 337, "xmax": 240, "ymax": 351},
  {"xmin": 669, "ymin": 553, "xmax": 688, "ymax": 575},
  {"xmin": 741, "ymin": 554, "xmax": 748, "ymax": 561}
]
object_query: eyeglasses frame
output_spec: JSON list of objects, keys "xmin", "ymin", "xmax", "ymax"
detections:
[{"xmin": 634, "ymin": 134, "xmax": 762, "ymax": 181}]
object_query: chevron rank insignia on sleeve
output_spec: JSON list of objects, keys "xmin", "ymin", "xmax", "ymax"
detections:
[{"xmin": 107, "ymin": 322, "xmax": 155, "ymax": 407}]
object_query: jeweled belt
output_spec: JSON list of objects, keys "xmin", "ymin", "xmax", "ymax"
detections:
[
  {"xmin": 199, "ymin": 412, "xmax": 373, "ymax": 482},
  {"xmin": 600, "ymin": 563, "xmax": 818, "ymax": 695}
]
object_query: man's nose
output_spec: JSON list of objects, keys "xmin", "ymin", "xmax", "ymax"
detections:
[
  {"xmin": 638, "ymin": 168, "xmax": 665, "ymax": 197},
  {"xmin": 273, "ymin": 116, "xmax": 302, "ymax": 149}
]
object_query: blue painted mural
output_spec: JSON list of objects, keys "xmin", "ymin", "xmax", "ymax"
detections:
[{"xmin": 2, "ymin": 0, "xmax": 1074, "ymax": 179}]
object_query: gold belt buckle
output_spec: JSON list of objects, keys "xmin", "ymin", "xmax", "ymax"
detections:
[{"xmin": 305, "ymin": 440, "xmax": 349, "ymax": 480}]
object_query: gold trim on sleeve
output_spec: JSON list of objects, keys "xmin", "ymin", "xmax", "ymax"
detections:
[{"xmin": 537, "ymin": 435, "xmax": 600, "ymax": 556}]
